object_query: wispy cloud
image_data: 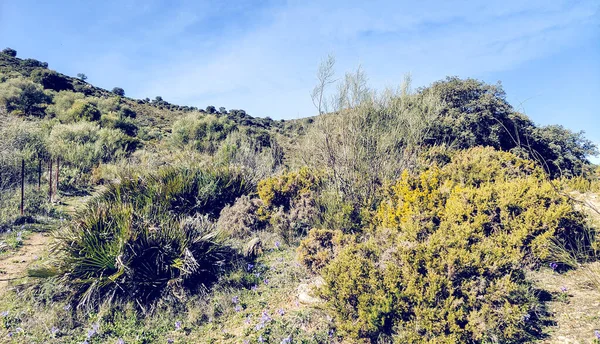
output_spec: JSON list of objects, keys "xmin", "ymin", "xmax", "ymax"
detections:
[
  {"xmin": 119, "ymin": 0, "xmax": 598, "ymax": 118},
  {"xmin": 2, "ymin": 0, "xmax": 598, "ymax": 124}
]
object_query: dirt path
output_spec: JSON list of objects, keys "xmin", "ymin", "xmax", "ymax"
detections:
[{"xmin": 0, "ymin": 232, "xmax": 51, "ymax": 292}]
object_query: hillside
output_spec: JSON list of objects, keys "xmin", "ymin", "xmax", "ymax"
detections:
[{"xmin": 1, "ymin": 48, "xmax": 599, "ymax": 343}]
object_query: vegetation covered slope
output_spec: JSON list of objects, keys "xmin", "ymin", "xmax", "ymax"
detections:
[{"xmin": 0, "ymin": 47, "xmax": 599, "ymax": 343}]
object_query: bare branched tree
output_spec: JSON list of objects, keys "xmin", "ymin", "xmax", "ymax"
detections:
[{"xmin": 310, "ymin": 55, "xmax": 336, "ymax": 115}]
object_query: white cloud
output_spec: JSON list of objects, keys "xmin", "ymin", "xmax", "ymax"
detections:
[{"xmin": 85, "ymin": 0, "xmax": 598, "ymax": 119}]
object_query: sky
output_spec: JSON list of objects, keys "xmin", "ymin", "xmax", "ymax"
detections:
[{"xmin": 1, "ymin": 0, "xmax": 599, "ymax": 160}]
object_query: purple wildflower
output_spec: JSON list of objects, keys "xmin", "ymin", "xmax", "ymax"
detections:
[
  {"xmin": 51, "ymin": 326, "xmax": 59, "ymax": 335},
  {"xmin": 247, "ymin": 263, "xmax": 254, "ymax": 272},
  {"xmin": 255, "ymin": 322, "xmax": 264, "ymax": 331},
  {"xmin": 261, "ymin": 310, "xmax": 272, "ymax": 322},
  {"xmin": 243, "ymin": 340, "xmax": 250, "ymax": 344},
  {"xmin": 15, "ymin": 327, "xmax": 23, "ymax": 333},
  {"xmin": 235, "ymin": 305, "xmax": 242, "ymax": 312},
  {"xmin": 278, "ymin": 308, "xmax": 285, "ymax": 316},
  {"xmin": 258, "ymin": 335, "xmax": 265, "ymax": 343},
  {"xmin": 595, "ymin": 330, "xmax": 600, "ymax": 339},
  {"xmin": 254, "ymin": 272, "xmax": 261, "ymax": 278},
  {"xmin": 251, "ymin": 284, "xmax": 258, "ymax": 291},
  {"xmin": 1, "ymin": 311, "xmax": 8, "ymax": 317},
  {"xmin": 281, "ymin": 336, "xmax": 292, "ymax": 344},
  {"xmin": 560, "ymin": 286, "xmax": 568, "ymax": 293},
  {"xmin": 167, "ymin": 339, "xmax": 174, "ymax": 344},
  {"xmin": 523, "ymin": 314, "xmax": 531, "ymax": 322},
  {"xmin": 328, "ymin": 329, "xmax": 334, "ymax": 338},
  {"xmin": 87, "ymin": 329, "xmax": 96, "ymax": 338},
  {"xmin": 92, "ymin": 323, "xmax": 99, "ymax": 332},
  {"xmin": 263, "ymin": 278, "xmax": 269, "ymax": 285},
  {"xmin": 274, "ymin": 241, "xmax": 280, "ymax": 249},
  {"xmin": 549, "ymin": 262, "xmax": 558, "ymax": 270},
  {"xmin": 63, "ymin": 304, "xmax": 71, "ymax": 311},
  {"xmin": 117, "ymin": 339, "xmax": 125, "ymax": 344},
  {"xmin": 175, "ymin": 321, "xmax": 182, "ymax": 330},
  {"xmin": 8, "ymin": 332, "xmax": 13, "ymax": 338}
]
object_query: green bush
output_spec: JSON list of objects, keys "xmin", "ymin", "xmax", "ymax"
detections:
[
  {"xmin": 257, "ymin": 167, "xmax": 322, "ymax": 210},
  {"xmin": 48, "ymin": 122, "xmax": 137, "ymax": 173},
  {"xmin": 171, "ymin": 113, "xmax": 236, "ymax": 153},
  {"xmin": 320, "ymin": 147, "xmax": 588, "ymax": 342},
  {"xmin": 0, "ymin": 77, "xmax": 50, "ymax": 117},
  {"xmin": 61, "ymin": 99, "xmax": 101, "ymax": 122}
]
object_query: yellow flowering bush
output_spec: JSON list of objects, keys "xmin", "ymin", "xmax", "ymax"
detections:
[{"xmin": 320, "ymin": 147, "xmax": 589, "ymax": 342}]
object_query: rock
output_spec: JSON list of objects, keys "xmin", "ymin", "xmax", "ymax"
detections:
[
  {"xmin": 244, "ymin": 237, "xmax": 262, "ymax": 259},
  {"xmin": 297, "ymin": 277, "xmax": 325, "ymax": 305}
]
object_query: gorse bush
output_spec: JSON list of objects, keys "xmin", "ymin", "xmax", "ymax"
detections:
[
  {"xmin": 297, "ymin": 228, "xmax": 348, "ymax": 273},
  {"xmin": 319, "ymin": 147, "xmax": 589, "ymax": 342},
  {"xmin": 257, "ymin": 167, "xmax": 322, "ymax": 210}
]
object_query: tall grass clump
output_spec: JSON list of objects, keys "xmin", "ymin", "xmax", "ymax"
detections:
[
  {"xmin": 54, "ymin": 207, "xmax": 234, "ymax": 310},
  {"xmin": 53, "ymin": 165, "xmax": 251, "ymax": 310}
]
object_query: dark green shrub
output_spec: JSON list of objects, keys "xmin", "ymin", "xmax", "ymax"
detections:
[
  {"xmin": 1, "ymin": 47, "xmax": 17, "ymax": 57},
  {"xmin": 31, "ymin": 69, "xmax": 73, "ymax": 91},
  {"xmin": 112, "ymin": 87, "xmax": 125, "ymax": 96}
]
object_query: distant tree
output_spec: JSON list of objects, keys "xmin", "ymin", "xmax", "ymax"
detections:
[
  {"xmin": 1, "ymin": 48, "xmax": 17, "ymax": 57},
  {"xmin": 206, "ymin": 105, "xmax": 216, "ymax": 114},
  {"xmin": 219, "ymin": 107, "xmax": 227, "ymax": 114},
  {"xmin": 112, "ymin": 87, "xmax": 125, "ymax": 96},
  {"xmin": 144, "ymin": 98, "xmax": 150, "ymax": 103},
  {"xmin": 154, "ymin": 96, "xmax": 163, "ymax": 103},
  {"xmin": 77, "ymin": 73, "xmax": 88, "ymax": 81}
]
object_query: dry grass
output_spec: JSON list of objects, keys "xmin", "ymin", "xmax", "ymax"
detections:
[{"xmin": 528, "ymin": 263, "xmax": 600, "ymax": 344}]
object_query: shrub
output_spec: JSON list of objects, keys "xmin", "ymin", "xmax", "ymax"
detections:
[
  {"xmin": 31, "ymin": 69, "xmax": 73, "ymax": 91},
  {"xmin": 297, "ymin": 228, "xmax": 347, "ymax": 273},
  {"xmin": 1, "ymin": 47, "xmax": 17, "ymax": 57},
  {"xmin": 320, "ymin": 147, "xmax": 587, "ymax": 342},
  {"xmin": 112, "ymin": 87, "xmax": 125, "ymax": 96},
  {"xmin": 0, "ymin": 77, "xmax": 50, "ymax": 117},
  {"xmin": 171, "ymin": 113, "xmax": 236, "ymax": 153},
  {"xmin": 62, "ymin": 99, "xmax": 101, "ymax": 122},
  {"xmin": 77, "ymin": 73, "xmax": 87, "ymax": 81},
  {"xmin": 48, "ymin": 123, "xmax": 136, "ymax": 173},
  {"xmin": 257, "ymin": 167, "xmax": 322, "ymax": 210},
  {"xmin": 92, "ymin": 166, "xmax": 251, "ymax": 219},
  {"xmin": 216, "ymin": 195, "xmax": 264, "ymax": 239},
  {"xmin": 46, "ymin": 90, "xmax": 85, "ymax": 119},
  {"xmin": 54, "ymin": 207, "xmax": 234, "ymax": 309}
]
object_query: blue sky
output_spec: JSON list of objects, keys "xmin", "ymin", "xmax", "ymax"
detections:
[{"xmin": 1, "ymin": 0, "xmax": 599, "ymax": 160}]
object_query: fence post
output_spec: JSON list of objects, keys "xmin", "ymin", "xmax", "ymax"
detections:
[
  {"xmin": 20, "ymin": 159, "xmax": 25, "ymax": 216},
  {"xmin": 38, "ymin": 159, "xmax": 42, "ymax": 191},
  {"xmin": 55, "ymin": 157, "xmax": 60, "ymax": 196},
  {"xmin": 49, "ymin": 159, "xmax": 53, "ymax": 202}
]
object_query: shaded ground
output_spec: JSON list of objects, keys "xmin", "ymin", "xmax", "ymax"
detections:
[
  {"xmin": 0, "ymin": 232, "xmax": 50, "ymax": 292},
  {"xmin": 530, "ymin": 190, "xmax": 600, "ymax": 344}
]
